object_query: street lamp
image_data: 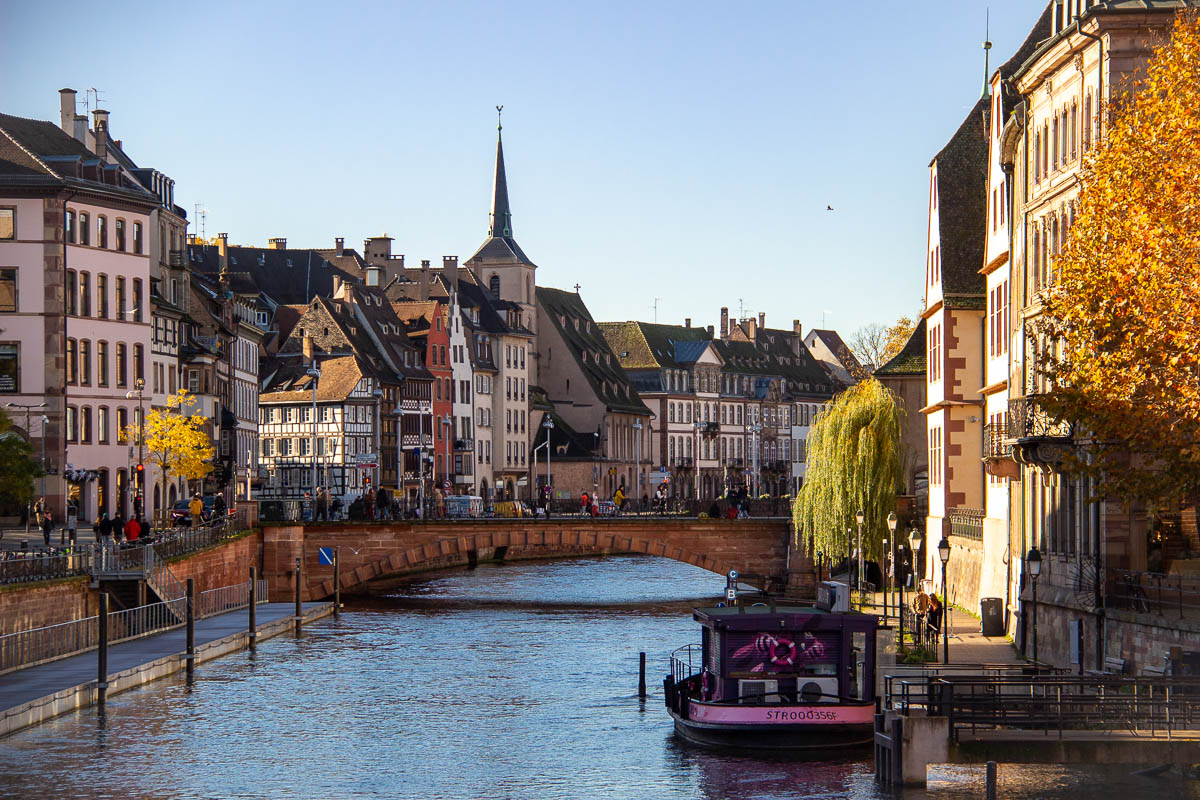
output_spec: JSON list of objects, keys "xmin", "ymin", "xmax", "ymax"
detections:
[
  {"xmin": 886, "ymin": 512, "xmax": 898, "ymax": 617},
  {"xmin": 855, "ymin": 508, "xmax": 865, "ymax": 595},
  {"xmin": 897, "ymin": 541, "xmax": 907, "ymax": 646},
  {"xmin": 542, "ymin": 415, "xmax": 554, "ymax": 506},
  {"xmin": 1027, "ymin": 546, "xmax": 1043, "ymax": 664},
  {"xmin": 124, "ymin": 378, "xmax": 146, "ymax": 519},
  {"xmin": 442, "ymin": 415, "xmax": 452, "ymax": 497},
  {"xmin": 692, "ymin": 419, "xmax": 704, "ymax": 501},
  {"xmin": 909, "ymin": 528, "xmax": 922, "ymax": 587},
  {"xmin": 632, "ymin": 419, "xmax": 643, "ymax": 509},
  {"xmin": 938, "ymin": 536, "xmax": 951, "ymax": 664},
  {"xmin": 748, "ymin": 422, "xmax": 762, "ymax": 500},
  {"xmin": 7, "ymin": 401, "xmax": 46, "ymax": 538},
  {"xmin": 305, "ymin": 363, "xmax": 321, "ymax": 503}
]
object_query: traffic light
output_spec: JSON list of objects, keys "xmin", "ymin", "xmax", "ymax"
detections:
[
  {"xmin": 364, "ymin": 476, "xmax": 371, "ymax": 486},
  {"xmin": 135, "ymin": 463, "xmax": 145, "ymax": 477}
]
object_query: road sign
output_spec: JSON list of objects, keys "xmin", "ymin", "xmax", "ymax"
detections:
[
  {"xmin": 354, "ymin": 453, "xmax": 378, "ymax": 464},
  {"xmin": 318, "ymin": 547, "xmax": 335, "ymax": 566},
  {"xmin": 443, "ymin": 479, "xmax": 451, "ymax": 490}
]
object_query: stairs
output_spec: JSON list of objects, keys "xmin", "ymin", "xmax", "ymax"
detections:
[{"xmin": 89, "ymin": 543, "xmax": 186, "ymax": 622}]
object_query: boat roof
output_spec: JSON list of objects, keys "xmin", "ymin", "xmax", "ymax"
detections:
[{"xmin": 692, "ymin": 604, "xmax": 879, "ymax": 631}]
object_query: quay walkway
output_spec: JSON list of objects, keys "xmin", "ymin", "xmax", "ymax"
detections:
[{"xmin": 0, "ymin": 601, "xmax": 332, "ymax": 738}]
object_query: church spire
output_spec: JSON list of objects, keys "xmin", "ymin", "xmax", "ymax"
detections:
[
  {"xmin": 489, "ymin": 104, "xmax": 513, "ymax": 239},
  {"xmin": 981, "ymin": 10, "xmax": 993, "ymax": 100}
]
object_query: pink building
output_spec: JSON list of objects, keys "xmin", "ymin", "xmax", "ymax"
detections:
[{"xmin": 0, "ymin": 98, "xmax": 159, "ymax": 525}]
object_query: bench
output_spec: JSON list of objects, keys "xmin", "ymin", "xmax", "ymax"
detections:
[
  {"xmin": 1141, "ymin": 664, "xmax": 1167, "ymax": 678},
  {"xmin": 1086, "ymin": 656, "xmax": 1128, "ymax": 677}
]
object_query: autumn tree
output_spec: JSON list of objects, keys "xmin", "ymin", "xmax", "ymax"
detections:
[
  {"xmin": 1037, "ymin": 12, "xmax": 1200, "ymax": 506},
  {"xmin": 850, "ymin": 314, "xmax": 919, "ymax": 372},
  {"xmin": 126, "ymin": 389, "xmax": 214, "ymax": 524},
  {"xmin": 792, "ymin": 379, "xmax": 903, "ymax": 560}
]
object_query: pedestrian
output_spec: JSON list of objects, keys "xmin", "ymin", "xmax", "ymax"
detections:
[
  {"xmin": 435, "ymin": 487, "xmax": 445, "ymax": 520},
  {"xmin": 590, "ymin": 493, "xmax": 599, "ymax": 519},
  {"xmin": 92, "ymin": 513, "xmax": 103, "ymax": 543},
  {"xmin": 580, "ymin": 491, "xmax": 589, "ymax": 517},
  {"xmin": 98, "ymin": 513, "xmax": 112, "ymax": 542},
  {"xmin": 124, "ymin": 516, "xmax": 141, "ymax": 542},
  {"xmin": 189, "ymin": 494, "xmax": 203, "ymax": 527},
  {"xmin": 926, "ymin": 592, "xmax": 942, "ymax": 643},
  {"xmin": 40, "ymin": 510, "xmax": 54, "ymax": 548},
  {"xmin": 331, "ymin": 494, "xmax": 343, "ymax": 520},
  {"xmin": 214, "ymin": 493, "xmax": 227, "ymax": 519},
  {"xmin": 614, "ymin": 486, "xmax": 625, "ymax": 514},
  {"xmin": 111, "ymin": 512, "xmax": 124, "ymax": 543},
  {"xmin": 364, "ymin": 486, "xmax": 376, "ymax": 521},
  {"xmin": 316, "ymin": 487, "xmax": 328, "ymax": 522}
]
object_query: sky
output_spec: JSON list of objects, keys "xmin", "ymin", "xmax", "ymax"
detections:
[{"xmin": 2, "ymin": 0, "xmax": 1051, "ymax": 339}]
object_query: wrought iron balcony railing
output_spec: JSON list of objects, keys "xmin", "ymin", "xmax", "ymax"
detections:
[
  {"xmin": 983, "ymin": 423, "xmax": 1012, "ymax": 459},
  {"xmin": 948, "ymin": 506, "xmax": 984, "ymax": 540},
  {"xmin": 1007, "ymin": 395, "xmax": 1073, "ymax": 441}
]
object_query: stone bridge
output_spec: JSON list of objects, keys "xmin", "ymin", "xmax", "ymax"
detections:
[{"xmin": 260, "ymin": 518, "xmax": 809, "ymax": 601}]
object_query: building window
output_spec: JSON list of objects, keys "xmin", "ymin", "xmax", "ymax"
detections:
[
  {"xmin": 97, "ymin": 274, "xmax": 108, "ymax": 318},
  {"xmin": 66, "ymin": 406, "xmax": 78, "ymax": 443},
  {"xmin": 115, "ymin": 218, "xmax": 126, "ymax": 251},
  {"xmin": 66, "ymin": 270, "xmax": 77, "ymax": 315},
  {"xmin": 80, "ymin": 406, "xmax": 92, "ymax": 444},
  {"xmin": 98, "ymin": 406, "xmax": 110, "ymax": 444},
  {"xmin": 132, "ymin": 222, "xmax": 143, "ymax": 254},
  {"xmin": 133, "ymin": 344, "xmax": 144, "ymax": 382},
  {"xmin": 78, "ymin": 212, "xmax": 90, "ymax": 245},
  {"xmin": 0, "ymin": 269, "xmax": 15, "ymax": 312},
  {"xmin": 66, "ymin": 338, "xmax": 78, "ymax": 384},
  {"xmin": 132, "ymin": 278, "xmax": 142, "ymax": 322},
  {"xmin": 116, "ymin": 407, "xmax": 127, "ymax": 442},
  {"xmin": 116, "ymin": 343, "xmax": 127, "ymax": 387},
  {"xmin": 929, "ymin": 427, "xmax": 943, "ymax": 486},
  {"xmin": 65, "ymin": 210, "xmax": 76, "ymax": 244},
  {"xmin": 80, "ymin": 340, "xmax": 91, "ymax": 385},
  {"xmin": 0, "ymin": 343, "xmax": 17, "ymax": 392},
  {"xmin": 116, "ymin": 277, "xmax": 126, "ymax": 320},
  {"xmin": 0, "ymin": 208, "xmax": 13, "ymax": 240},
  {"xmin": 97, "ymin": 341, "xmax": 109, "ymax": 387},
  {"xmin": 98, "ymin": 215, "xmax": 108, "ymax": 248}
]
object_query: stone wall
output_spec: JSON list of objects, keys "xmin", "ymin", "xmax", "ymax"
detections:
[
  {"xmin": 938, "ymin": 535, "xmax": 983, "ymax": 615},
  {"xmin": 1030, "ymin": 599, "xmax": 1200, "ymax": 674},
  {"xmin": 0, "ymin": 577, "xmax": 95, "ymax": 637},
  {"xmin": 165, "ymin": 530, "xmax": 263, "ymax": 595}
]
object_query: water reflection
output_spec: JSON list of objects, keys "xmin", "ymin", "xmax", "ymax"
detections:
[{"xmin": 0, "ymin": 556, "xmax": 1194, "ymax": 800}]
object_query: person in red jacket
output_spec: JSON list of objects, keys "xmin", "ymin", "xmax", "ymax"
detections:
[{"xmin": 124, "ymin": 516, "xmax": 141, "ymax": 542}]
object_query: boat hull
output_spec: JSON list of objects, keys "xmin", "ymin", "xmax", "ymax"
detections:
[{"xmin": 668, "ymin": 701, "xmax": 874, "ymax": 752}]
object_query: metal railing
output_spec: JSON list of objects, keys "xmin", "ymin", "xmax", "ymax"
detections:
[
  {"xmin": 1110, "ymin": 569, "xmax": 1200, "ymax": 618},
  {"xmin": 948, "ymin": 506, "xmax": 984, "ymax": 541},
  {"xmin": 1008, "ymin": 395, "xmax": 1073, "ymax": 440},
  {"xmin": 983, "ymin": 422, "xmax": 1011, "ymax": 459},
  {"xmin": 670, "ymin": 643, "xmax": 703, "ymax": 684},
  {"xmin": 0, "ymin": 550, "xmax": 89, "ymax": 585},
  {"xmin": 0, "ymin": 576, "xmax": 271, "ymax": 674}
]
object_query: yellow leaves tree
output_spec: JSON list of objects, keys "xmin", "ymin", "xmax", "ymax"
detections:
[
  {"xmin": 124, "ymin": 390, "xmax": 214, "ymax": 524},
  {"xmin": 1038, "ymin": 12, "xmax": 1200, "ymax": 505}
]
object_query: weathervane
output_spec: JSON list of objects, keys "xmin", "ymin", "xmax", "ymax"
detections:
[{"xmin": 497, "ymin": 104, "xmax": 503, "ymax": 132}]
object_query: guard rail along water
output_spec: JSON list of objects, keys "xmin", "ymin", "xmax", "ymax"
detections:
[{"xmin": 0, "ymin": 577, "xmax": 268, "ymax": 674}]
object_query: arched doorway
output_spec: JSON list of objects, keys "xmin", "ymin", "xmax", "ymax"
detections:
[
  {"xmin": 97, "ymin": 469, "xmax": 109, "ymax": 518},
  {"xmin": 480, "ymin": 478, "xmax": 489, "ymax": 500},
  {"xmin": 115, "ymin": 469, "xmax": 128, "ymax": 519},
  {"xmin": 153, "ymin": 484, "xmax": 161, "ymax": 522}
]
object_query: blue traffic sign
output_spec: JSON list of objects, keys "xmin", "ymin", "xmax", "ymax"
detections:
[{"xmin": 318, "ymin": 547, "xmax": 335, "ymax": 566}]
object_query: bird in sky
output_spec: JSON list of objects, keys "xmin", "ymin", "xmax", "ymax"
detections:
[{"xmin": 826, "ymin": 205, "xmax": 834, "ymax": 211}]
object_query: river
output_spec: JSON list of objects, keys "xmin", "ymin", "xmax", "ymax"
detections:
[{"xmin": 0, "ymin": 555, "xmax": 1193, "ymax": 799}]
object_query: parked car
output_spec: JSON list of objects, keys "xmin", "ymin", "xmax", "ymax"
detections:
[{"xmin": 169, "ymin": 496, "xmax": 218, "ymax": 526}]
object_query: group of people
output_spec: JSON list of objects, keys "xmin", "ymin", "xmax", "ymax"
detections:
[
  {"xmin": 92, "ymin": 510, "xmax": 144, "ymax": 544},
  {"xmin": 318, "ymin": 486, "xmax": 452, "ymax": 521},
  {"xmin": 911, "ymin": 587, "xmax": 944, "ymax": 645}
]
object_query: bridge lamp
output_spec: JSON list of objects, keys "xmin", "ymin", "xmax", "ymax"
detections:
[
  {"xmin": 1027, "ymin": 546, "xmax": 1042, "ymax": 665},
  {"xmin": 854, "ymin": 509, "xmax": 865, "ymax": 596},
  {"xmin": 938, "ymin": 536, "xmax": 951, "ymax": 664}
]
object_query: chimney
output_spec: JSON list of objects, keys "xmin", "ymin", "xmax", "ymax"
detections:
[
  {"xmin": 332, "ymin": 275, "xmax": 343, "ymax": 297},
  {"xmin": 92, "ymin": 109, "xmax": 109, "ymax": 160},
  {"xmin": 268, "ymin": 237, "xmax": 287, "ymax": 250},
  {"xmin": 420, "ymin": 259, "xmax": 431, "ymax": 301},
  {"xmin": 791, "ymin": 320, "xmax": 803, "ymax": 356},
  {"xmin": 217, "ymin": 233, "xmax": 229, "ymax": 273},
  {"xmin": 758, "ymin": 312, "xmax": 766, "ymax": 331},
  {"xmin": 334, "ymin": 237, "xmax": 344, "ymax": 256},
  {"xmin": 684, "ymin": 318, "xmax": 691, "ymax": 328},
  {"xmin": 746, "ymin": 317, "xmax": 757, "ymax": 339},
  {"xmin": 73, "ymin": 115, "xmax": 87, "ymax": 144},
  {"xmin": 706, "ymin": 324, "xmax": 714, "ymax": 338},
  {"xmin": 59, "ymin": 89, "xmax": 76, "ymax": 134},
  {"xmin": 442, "ymin": 256, "xmax": 459, "ymax": 298},
  {"xmin": 720, "ymin": 307, "xmax": 729, "ymax": 338},
  {"xmin": 302, "ymin": 334, "xmax": 314, "ymax": 361}
]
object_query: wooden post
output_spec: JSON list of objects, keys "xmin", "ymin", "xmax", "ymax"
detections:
[
  {"xmin": 638, "ymin": 652, "xmax": 647, "ymax": 699},
  {"xmin": 185, "ymin": 578, "xmax": 195, "ymax": 680},
  {"xmin": 985, "ymin": 761, "xmax": 997, "ymax": 800},
  {"xmin": 248, "ymin": 566, "xmax": 257, "ymax": 650},
  {"xmin": 294, "ymin": 556, "xmax": 302, "ymax": 636},
  {"xmin": 334, "ymin": 548, "xmax": 340, "ymax": 618},
  {"xmin": 97, "ymin": 592, "xmax": 109, "ymax": 708}
]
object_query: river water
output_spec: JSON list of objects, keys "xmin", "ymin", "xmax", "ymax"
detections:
[{"xmin": 0, "ymin": 556, "xmax": 1194, "ymax": 799}]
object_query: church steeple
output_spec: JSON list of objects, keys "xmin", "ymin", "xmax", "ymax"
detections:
[
  {"xmin": 489, "ymin": 105, "xmax": 513, "ymax": 239},
  {"xmin": 981, "ymin": 11, "xmax": 993, "ymax": 100}
]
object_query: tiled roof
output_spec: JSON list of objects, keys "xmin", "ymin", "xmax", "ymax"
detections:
[
  {"xmin": 808, "ymin": 329, "xmax": 865, "ymax": 381},
  {"xmin": 537, "ymin": 287, "xmax": 650, "ymax": 416},
  {"xmin": 997, "ymin": 3, "xmax": 1054, "ymax": 122},
  {"xmin": 188, "ymin": 245, "xmax": 360, "ymax": 306},
  {"xmin": 874, "ymin": 323, "xmax": 926, "ymax": 377},
  {"xmin": 931, "ymin": 96, "xmax": 989, "ymax": 297},
  {"xmin": 530, "ymin": 409, "xmax": 598, "ymax": 460},
  {"xmin": 260, "ymin": 355, "xmax": 365, "ymax": 403}
]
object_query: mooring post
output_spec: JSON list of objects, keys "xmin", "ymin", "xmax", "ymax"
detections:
[
  {"xmin": 985, "ymin": 761, "xmax": 997, "ymax": 800},
  {"xmin": 97, "ymin": 592, "xmax": 109, "ymax": 708},
  {"xmin": 185, "ymin": 578, "xmax": 195, "ymax": 680},
  {"xmin": 248, "ymin": 566, "xmax": 257, "ymax": 650},
  {"xmin": 294, "ymin": 556, "xmax": 302, "ymax": 636},
  {"xmin": 638, "ymin": 652, "xmax": 647, "ymax": 699},
  {"xmin": 334, "ymin": 548, "xmax": 340, "ymax": 618}
]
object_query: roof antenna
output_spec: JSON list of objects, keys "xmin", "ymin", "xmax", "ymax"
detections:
[
  {"xmin": 822, "ymin": 310, "xmax": 832, "ymax": 328},
  {"xmin": 981, "ymin": 9, "xmax": 993, "ymax": 100},
  {"xmin": 652, "ymin": 298, "xmax": 662, "ymax": 323}
]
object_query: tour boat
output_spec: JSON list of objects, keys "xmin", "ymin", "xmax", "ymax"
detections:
[{"xmin": 664, "ymin": 583, "xmax": 880, "ymax": 751}]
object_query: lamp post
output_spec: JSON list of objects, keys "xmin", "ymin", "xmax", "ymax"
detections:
[
  {"xmin": 748, "ymin": 422, "xmax": 762, "ymax": 500},
  {"xmin": 897, "ymin": 542, "xmax": 906, "ymax": 646},
  {"xmin": 693, "ymin": 419, "xmax": 703, "ymax": 500},
  {"xmin": 442, "ymin": 415, "xmax": 452, "ymax": 495},
  {"xmin": 938, "ymin": 536, "xmax": 951, "ymax": 664},
  {"xmin": 909, "ymin": 528, "xmax": 922, "ymax": 589},
  {"xmin": 1027, "ymin": 546, "xmax": 1042, "ymax": 664},
  {"xmin": 7, "ymin": 401, "xmax": 46, "ymax": 538},
  {"xmin": 124, "ymin": 378, "xmax": 146, "ymax": 518},
  {"xmin": 593, "ymin": 430, "xmax": 600, "ymax": 500},
  {"xmin": 542, "ymin": 415, "xmax": 554, "ymax": 504},
  {"xmin": 886, "ymin": 512, "xmax": 898, "ymax": 617},
  {"xmin": 372, "ymin": 387, "xmax": 383, "ymax": 492},
  {"xmin": 855, "ymin": 508, "xmax": 865, "ymax": 595},
  {"xmin": 306, "ymin": 362, "xmax": 320, "ymax": 499}
]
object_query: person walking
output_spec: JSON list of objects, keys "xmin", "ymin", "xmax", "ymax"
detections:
[
  {"xmin": 613, "ymin": 486, "xmax": 625, "ymax": 515},
  {"xmin": 40, "ymin": 510, "xmax": 54, "ymax": 548},
  {"xmin": 580, "ymin": 491, "xmax": 589, "ymax": 518},
  {"xmin": 364, "ymin": 486, "xmax": 376, "ymax": 521},
  {"xmin": 316, "ymin": 487, "xmax": 328, "ymax": 522},
  {"xmin": 214, "ymin": 493, "xmax": 227, "ymax": 520},
  {"xmin": 189, "ymin": 494, "xmax": 203, "ymax": 528},
  {"xmin": 124, "ymin": 516, "xmax": 141, "ymax": 542}
]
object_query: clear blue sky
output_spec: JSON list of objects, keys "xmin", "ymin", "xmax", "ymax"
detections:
[{"xmin": 2, "ymin": 0, "xmax": 1049, "ymax": 338}]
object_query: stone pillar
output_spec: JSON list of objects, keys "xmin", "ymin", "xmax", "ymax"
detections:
[{"xmin": 262, "ymin": 525, "xmax": 304, "ymax": 602}]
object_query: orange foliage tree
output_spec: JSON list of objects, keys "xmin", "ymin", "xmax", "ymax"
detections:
[{"xmin": 1038, "ymin": 12, "xmax": 1200, "ymax": 505}]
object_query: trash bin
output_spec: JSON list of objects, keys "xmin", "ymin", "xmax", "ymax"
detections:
[{"xmin": 980, "ymin": 597, "xmax": 1004, "ymax": 637}]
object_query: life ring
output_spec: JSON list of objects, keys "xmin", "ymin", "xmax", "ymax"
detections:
[{"xmin": 768, "ymin": 636, "xmax": 797, "ymax": 666}]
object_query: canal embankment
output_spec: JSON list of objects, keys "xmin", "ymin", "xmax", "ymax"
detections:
[{"xmin": 0, "ymin": 601, "xmax": 332, "ymax": 738}]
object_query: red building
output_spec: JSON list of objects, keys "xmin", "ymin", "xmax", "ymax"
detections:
[{"xmin": 392, "ymin": 299, "xmax": 454, "ymax": 487}]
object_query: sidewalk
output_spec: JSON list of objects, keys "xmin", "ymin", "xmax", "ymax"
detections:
[
  {"xmin": 871, "ymin": 590, "xmax": 1022, "ymax": 665},
  {"xmin": 0, "ymin": 601, "xmax": 332, "ymax": 737}
]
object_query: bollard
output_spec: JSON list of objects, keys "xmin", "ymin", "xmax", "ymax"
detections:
[
  {"xmin": 334, "ymin": 548, "xmax": 340, "ymax": 618},
  {"xmin": 638, "ymin": 652, "xmax": 647, "ymax": 699},
  {"xmin": 248, "ymin": 566, "xmax": 257, "ymax": 650},
  {"xmin": 294, "ymin": 557, "xmax": 302, "ymax": 637},
  {"xmin": 185, "ymin": 578, "xmax": 195, "ymax": 680},
  {"xmin": 97, "ymin": 592, "xmax": 109, "ymax": 708},
  {"xmin": 985, "ymin": 761, "xmax": 997, "ymax": 800}
]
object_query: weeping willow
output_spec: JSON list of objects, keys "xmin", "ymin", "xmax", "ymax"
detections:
[{"xmin": 792, "ymin": 378, "xmax": 903, "ymax": 560}]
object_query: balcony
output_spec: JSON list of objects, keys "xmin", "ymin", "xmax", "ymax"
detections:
[
  {"xmin": 676, "ymin": 457, "xmax": 694, "ymax": 469},
  {"xmin": 698, "ymin": 421, "xmax": 720, "ymax": 435},
  {"xmin": 948, "ymin": 506, "xmax": 984, "ymax": 540},
  {"xmin": 168, "ymin": 249, "xmax": 185, "ymax": 268},
  {"xmin": 454, "ymin": 439, "xmax": 474, "ymax": 452},
  {"xmin": 1007, "ymin": 395, "xmax": 1073, "ymax": 471},
  {"xmin": 983, "ymin": 422, "xmax": 1018, "ymax": 479}
]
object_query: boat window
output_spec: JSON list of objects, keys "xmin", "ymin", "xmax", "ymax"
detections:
[{"xmin": 850, "ymin": 630, "xmax": 867, "ymax": 700}]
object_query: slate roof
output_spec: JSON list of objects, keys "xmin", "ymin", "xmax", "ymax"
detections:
[
  {"xmin": 467, "ymin": 130, "xmax": 536, "ymax": 267},
  {"xmin": 529, "ymin": 409, "xmax": 600, "ymax": 460},
  {"xmin": 874, "ymin": 324, "xmax": 926, "ymax": 377},
  {"xmin": 188, "ymin": 245, "xmax": 361, "ymax": 306},
  {"xmin": 599, "ymin": 321, "xmax": 713, "ymax": 371},
  {"xmin": 931, "ymin": 97, "xmax": 989, "ymax": 300},
  {"xmin": 722, "ymin": 328, "xmax": 841, "ymax": 396},
  {"xmin": 996, "ymin": 3, "xmax": 1055, "ymax": 122},
  {"xmin": 537, "ymin": 287, "xmax": 650, "ymax": 416},
  {"xmin": 808, "ymin": 329, "xmax": 865, "ymax": 381}
]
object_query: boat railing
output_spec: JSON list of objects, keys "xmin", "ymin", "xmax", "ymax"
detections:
[{"xmin": 670, "ymin": 643, "xmax": 703, "ymax": 684}]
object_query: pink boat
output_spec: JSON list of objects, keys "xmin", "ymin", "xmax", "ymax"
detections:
[{"xmin": 664, "ymin": 598, "xmax": 881, "ymax": 751}]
